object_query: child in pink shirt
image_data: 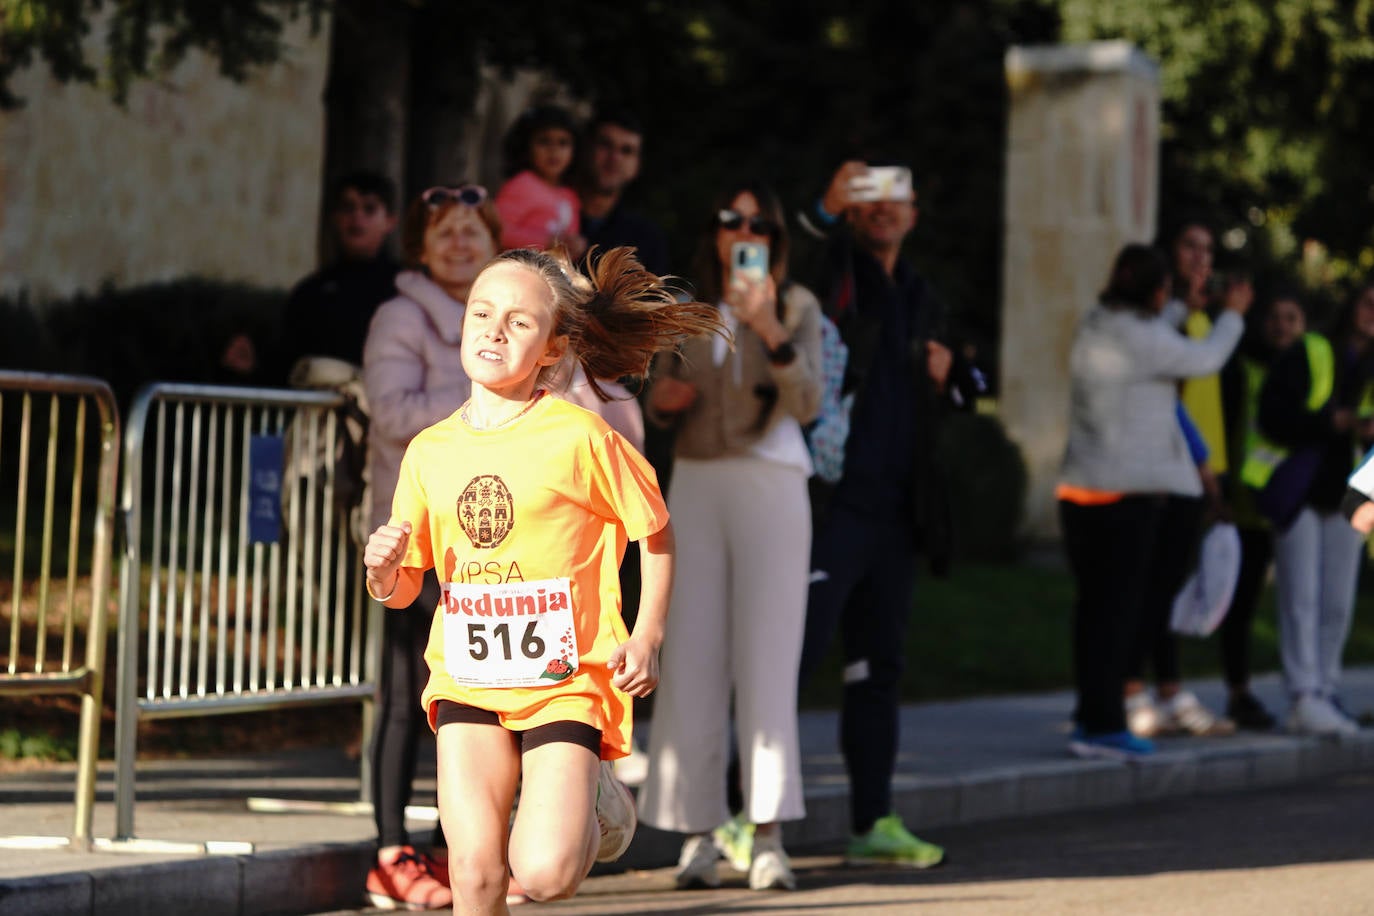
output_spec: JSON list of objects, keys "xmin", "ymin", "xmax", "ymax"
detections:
[{"xmin": 495, "ymin": 104, "xmax": 586, "ymax": 256}]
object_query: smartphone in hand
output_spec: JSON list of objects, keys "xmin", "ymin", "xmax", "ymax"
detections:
[
  {"xmin": 848, "ymin": 166, "xmax": 913, "ymax": 203},
  {"xmin": 731, "ymin": 241, "xmax": 769, "ymax": 288}
]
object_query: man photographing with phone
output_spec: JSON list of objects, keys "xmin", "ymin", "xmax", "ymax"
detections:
[{"xmin": 798, "ymin": 159, "xmax": 983, "ymax": 869}]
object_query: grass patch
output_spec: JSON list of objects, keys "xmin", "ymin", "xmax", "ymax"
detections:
[
  {"xmin": 0, "ymin": 726, "xmax": 75, "ymax": 763},
  {"xmin": 799, "ymin": 555, "xmax": 1374, "ymax": 709}
]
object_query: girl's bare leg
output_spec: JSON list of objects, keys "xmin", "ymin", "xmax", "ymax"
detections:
[
  {"xmin": 436, "ymin": 721, "xmax": 522, "ymax": 916},
  {"xmin": 507, "ymin": 741, "xmax": 600, "ymax": 901}
]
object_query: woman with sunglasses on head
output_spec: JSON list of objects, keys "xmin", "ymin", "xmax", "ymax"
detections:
[
  {"xmin": 360, "ymin": 183, "xmax": 512, "ymax": 910},
  {"xmin": 637, "ymin": 181, "xmax": 823, "ymax": 892}
]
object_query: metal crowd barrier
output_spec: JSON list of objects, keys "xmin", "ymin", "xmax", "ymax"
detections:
[
  {"xmin": 0, "ymin": 371, "xmax": 120, "ymax": 851},
  {"xmin": 110, "ymin": 383, "xmax": 380, "ymax": 851}
]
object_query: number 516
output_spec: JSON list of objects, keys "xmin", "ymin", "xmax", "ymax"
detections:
[{"xmin": 467, "ymin": 621, "xmax": 545, "ymax": 660}]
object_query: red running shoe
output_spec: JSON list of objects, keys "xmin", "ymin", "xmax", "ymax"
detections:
[
  {"xmin": 365, "ymin": 846, "xmax": 453, "ymax": 911},
  {"xmin": 418, "ymin": 849, "xmax": 449, "ymax": 889}
]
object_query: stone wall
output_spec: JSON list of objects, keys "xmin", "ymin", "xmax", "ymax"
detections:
[
  {"xmin": 0, "ymin": 18, "xmax": 329, "ymax": 302},
  {"xmin": 999, "ymin": 41, "xmax": 1160, "ymax": 540},
  {"xmin": 0, "ymin": 13, "xmax": 573, "ymax": 306}
]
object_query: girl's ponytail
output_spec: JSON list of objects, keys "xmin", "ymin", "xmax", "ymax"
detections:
[
  {"xmin": 492, "ymin": 246, "xmax": 727, "ymax": 401},
  {"xmin": 567, "ymin": 247, "xmax": 725, "ymax": 399}
]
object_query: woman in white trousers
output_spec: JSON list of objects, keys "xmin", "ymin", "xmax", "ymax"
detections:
[{"xmin": 638, "ymin": 179, "xmax": 823, "ymax": 892}]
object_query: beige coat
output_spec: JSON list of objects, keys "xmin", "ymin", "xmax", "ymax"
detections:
[{"xmin": 647, "ymin": 282, "xmax": 823, "ymax": 460}]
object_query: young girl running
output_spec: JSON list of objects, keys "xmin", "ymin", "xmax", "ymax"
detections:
[{"xmin": 363, "ymin": 246, "xmax": 722, "ymax": 913}]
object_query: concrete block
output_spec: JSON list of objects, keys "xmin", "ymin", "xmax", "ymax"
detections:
[
  {"xmin": 1323, "ymin": 735, "xmax": 1364, "ymax": 773},
  {"xmin": 1075, "ymin": 761, "xmax": 1134, "ymax": 810},
  {"xmin": 1001, "ymin": 42, "xmax": 1159, "ymax": 541},
  {"xmin": 1357, "ymin": 733, "xmax": 1374, "ymax": 767},
  {"xmin": 1020, "ymin": 761, "xmax": 1093, "ymax": 816},
  {"xmin": 1248, "ymin": 744, "xmax": 1302, "ymax": 788},
  {"xmin": 1131, "ymin": 751, "xmax": 1197, "ymax": 802},
  {"xmin": 242, "ymin": 844, "xmax": 371, "ymax": 916},
  {"xmin": 892, "ymin": 776, "xmax": 959, "ymax": 832},
  {"xmin": 790, "ymin": 790, "xmax": 850, "ymax": 847},
  {"xmin": 1298, "ymin": 736, "xmax": 1341, "ymax": 780},
  {"xmin": 0, "ymin": 873, "xmax": 92, "ymax": 916},
  {"xmin": 91, "ymin": 857, "xmax": 241, "ymax": 916},
  {"xmin": 955, "ymin": 768, "xmax": 1022, "ymax": 825},
  {"xmin": 1193, "ymin": 753, "xmax": 1250, "ymax": 795}
]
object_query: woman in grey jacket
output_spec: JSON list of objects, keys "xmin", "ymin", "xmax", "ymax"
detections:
[
  {"xmin": 638, "ymin": 181, "xmax": 822, "ymax": 892},
  {"xmin": 1057, "ymin": 244, "xmax": 1248, "ymax": 761},
  {"xmin": 359, "ymin": 184, "xmax": 501, "ymax": 910}
]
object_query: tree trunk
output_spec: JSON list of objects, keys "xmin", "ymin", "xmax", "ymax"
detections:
[
  {"xmin": 404, "ymin": 7, "xmax": 483, "ymax": 200},
  {"xmin": 317, "ymin": 0, "xmax": 414, "ymax": 264}
]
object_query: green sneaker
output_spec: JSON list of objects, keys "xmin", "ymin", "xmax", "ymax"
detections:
[
  {"xmin": 845, "ymin": 814, "xmax": 945, "ymax": 868},
  {"xmin": 711, "ymin": 813, "xmax": 754, "ymax": 871}
]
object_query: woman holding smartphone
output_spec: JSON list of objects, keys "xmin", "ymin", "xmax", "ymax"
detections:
[{"xmin": 637, "ymin": 181, "xmax": 823, "ymax": 892}]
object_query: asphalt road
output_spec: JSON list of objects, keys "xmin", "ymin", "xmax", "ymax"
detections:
[{"xmin": 318, "ymin": 770, "xmax": 1374, "ymax": 915}]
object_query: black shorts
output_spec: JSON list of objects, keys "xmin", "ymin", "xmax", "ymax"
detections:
[{"xmin": 434, "ymin": 700, "xmax": 601, "ymax": 756}]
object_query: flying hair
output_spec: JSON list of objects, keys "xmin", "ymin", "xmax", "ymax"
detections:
[{"xmin": 491, "ymin": 246, "xmax": 729, "ymax": 401}]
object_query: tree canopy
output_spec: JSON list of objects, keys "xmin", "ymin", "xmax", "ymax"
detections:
[
  {"xmin": 0, "ymin": 0, "xmax": 328, "ymax": 107},
  {"xmin": 1061, "ymin": 0, "xmax": 1374, "ymax": 314}
]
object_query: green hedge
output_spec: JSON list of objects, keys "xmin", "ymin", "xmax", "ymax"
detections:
[{"xmin": 941, "ymin": 409, "xmax": 1029, "ymax": 563}]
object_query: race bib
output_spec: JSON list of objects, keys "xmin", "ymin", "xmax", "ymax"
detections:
[{"xmin": 441, "ymin": 577, "xmax": 579, "ymax": 687}]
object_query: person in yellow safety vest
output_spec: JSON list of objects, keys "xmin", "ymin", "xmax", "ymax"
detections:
[
  {"xmin": 1243, "ymin": 280, "xmax": 1374, "ymax": 737},
  {"xmin": 1216, "ymin": 292, "xmax": 1308, "ymax": 732}
]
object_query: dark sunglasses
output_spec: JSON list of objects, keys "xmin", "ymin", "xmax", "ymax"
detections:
[
  {"xmin": 717, "ymin": 209, "xmax": 778, "ymax": 236},
  {"xmin": 422, "ymin": 185, "xmax": 488, "ymax": 209}
]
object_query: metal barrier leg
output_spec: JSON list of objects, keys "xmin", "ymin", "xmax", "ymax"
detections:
[{"xmin": 0, "ymin": 375, "xmax": 119, "ymax": 853}]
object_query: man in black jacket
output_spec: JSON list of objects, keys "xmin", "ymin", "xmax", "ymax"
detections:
[
  {"xmin": 577, "ymin": 109, "xmax": 669, "ymax": 276},
  {"xmin": 799, "ymin": 159, "xmax": 982, "ymax": 869}
]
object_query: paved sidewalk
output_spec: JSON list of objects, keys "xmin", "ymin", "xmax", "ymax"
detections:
[{"xmin": 3, "ymin": 669, "xmax": 1373, "ymax": 915}]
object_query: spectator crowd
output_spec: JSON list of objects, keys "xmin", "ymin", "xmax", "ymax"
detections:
[{"xmin": 122, "ymin": 102, "xmax": 1374, "ymax": 911}]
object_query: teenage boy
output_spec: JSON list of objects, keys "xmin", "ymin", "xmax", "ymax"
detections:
[
  {"xmin": 798, "ymin": 159, "xmax": 983, "ymax": 869},
  {"xmin": 277, "ymin": 170, "xmax": 400, "ymax": 381}
]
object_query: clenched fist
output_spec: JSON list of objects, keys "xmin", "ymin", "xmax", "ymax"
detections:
[{"xmin": 365, "ymin": 521, "xmax": 411, "ymax": 598}]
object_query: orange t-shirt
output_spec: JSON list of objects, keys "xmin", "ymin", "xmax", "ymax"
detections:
[{"xmin": 390, "ymin": 395, "xmax": 668, "ymax": 760}]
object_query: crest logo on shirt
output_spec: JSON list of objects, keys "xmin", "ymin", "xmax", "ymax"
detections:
[{"xmin": 457, "ymin": 474, "xmax": 514, "ymax": 548}]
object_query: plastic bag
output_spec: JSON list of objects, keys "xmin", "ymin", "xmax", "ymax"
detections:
[{"xmin": 1169, "ymin": 522, "xmax": 1242, "ymax": 637}]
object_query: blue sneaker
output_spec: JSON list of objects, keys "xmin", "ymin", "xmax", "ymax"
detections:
[{"xmin": 1068, "ymin": 728, "xmax": 1155, "ymax": 760}]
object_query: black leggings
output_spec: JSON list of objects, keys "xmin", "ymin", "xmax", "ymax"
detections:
[
  {"xmin": 1061, "ymin": 496, "xmax": 1163, "ymax": 734},
  {"xmin": 798, "ymin": 503, "xmax": 917, "ymax": 835},
  {"xmin": 1219, "ymin": 526, "xmax": 1274, "ymax": 688},
  {"xmin": 369, "ymin": 571, "xmax": 443, "ymax": 850},
  {"xmin": 434, "ymin": 700, "xmax": 602, "ymax": 756},
  {"xmin": 1126, "ymin": 495, "xmax": 1205, "ymax": 685}
]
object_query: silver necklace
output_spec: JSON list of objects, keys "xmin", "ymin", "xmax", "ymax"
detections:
[{"xmin": 460, "ymin": 390, "xmax": 544, "ymax": 430}]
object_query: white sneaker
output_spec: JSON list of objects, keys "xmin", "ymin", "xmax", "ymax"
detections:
[
  {"xmin": 748, "ymin": 833, "xmax": 796, "ymax": 891},
  {"xmin": 1161, "ymin": 690, "xmax": 1236, "ymax": 736},
  {"xmin": 594, "ymin": 760, "xmax": 637, "ymax": 862},
  {"xmin": 1126, "ymin": 692, "xmax": 1161, "ymax": 737},
  {"xmin": 614, "ymin": 747, "xmax": 649, "ymax": 787},
  {"xmin": 674, "ymin": 833, "xmax": 721, "ymax": 889},
  {"xmin": 1287, "ymin": 694, "xmax": 1359, "ymax": 737}
]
